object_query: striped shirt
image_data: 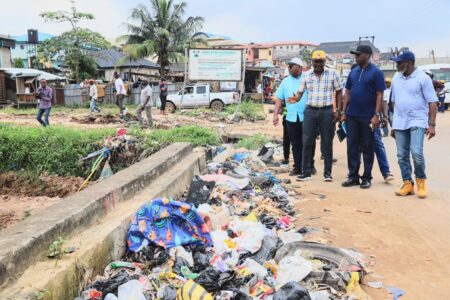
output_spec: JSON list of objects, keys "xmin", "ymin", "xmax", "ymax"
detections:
[{"xmin": 298, "ymin": 69, "xmax": 343, "ymax": 107}]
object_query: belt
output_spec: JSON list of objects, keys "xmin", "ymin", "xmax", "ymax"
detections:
[{"xmin": 306, "ymin": 105, "xmax": 333, "ymax": 110}]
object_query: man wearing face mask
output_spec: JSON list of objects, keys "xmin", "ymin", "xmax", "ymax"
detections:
[
  {"xmin": 288, "ymin": 50, "xmax": 343, "ymax": 182},
  {"xmin": 390, "ymin": 50, "xmax": 438, "ymax": 199},
  {"xmin": 341, "ymin": 45, "xmax": 385, "ymax": 189},
  {"xmin": 273, "ymin": 58, "xmax": 316, "ymax": 176}
]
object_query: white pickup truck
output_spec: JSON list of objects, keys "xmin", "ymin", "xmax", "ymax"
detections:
[{"xmin": 165, "ymin": 84, "xmax": 238, "ymax": 112}]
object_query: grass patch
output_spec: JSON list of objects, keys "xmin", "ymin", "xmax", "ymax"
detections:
[
  {"xmin": 0, "ymin": 104, "xmax": 138, "ymax": 116},
  {"xmin": 235, "ymin": 133, "xmax": 269, "ymax": 150},
  {"xmin": 0, "ymin": 124, "xmax": 114, "ymax": 177},
  {"xmin": 224, "ymin": 101, "xmax": 266, "ymax": 122}
]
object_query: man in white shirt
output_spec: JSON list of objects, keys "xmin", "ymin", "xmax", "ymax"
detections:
[
  {"xmin": 114, "ymin": 72, "xmax": 127, "ymax": 116},
  {"xmin": 136, "ymin": 80, "xmax": 153, "ymax": 128},
  {"xmin": 89, "ymin": 79, "xmax": 100, "ymax": 113}
]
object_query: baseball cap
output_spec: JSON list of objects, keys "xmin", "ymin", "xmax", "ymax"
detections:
[
  {"xmin": 390, "ymin": 50, "xmax": 415, "ymax": 62},
  {"xmin": 385, "ymin": 77, "xmax": 392, "ymax": 83},
  {"xmin": 288, "ymin": 57, "xmax": 304, "ymax": 67},
  {"xmin": 312, "ymin": 50, "xmax": 327, "ymax": 61},
  {"xmin": 439, "ymin": 80, "xmax": 445, "ymax": 84},
  {"xmin": 350, "ymin": 45, "xmax": 373, "ymax": 55}
]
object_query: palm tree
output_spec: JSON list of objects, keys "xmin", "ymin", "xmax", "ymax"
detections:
[{"xmin": 119, "ymin": 0, "xmax": 204, "ymax": 77}]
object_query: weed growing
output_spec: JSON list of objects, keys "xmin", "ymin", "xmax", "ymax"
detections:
[{"xmin": 235, "ymin": 133, "xmax": 269, "ymax": 150}]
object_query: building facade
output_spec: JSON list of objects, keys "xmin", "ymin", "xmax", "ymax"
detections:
[{"xmin": 0, "ymin": 35, "xmax": 15, "ymax": 68}]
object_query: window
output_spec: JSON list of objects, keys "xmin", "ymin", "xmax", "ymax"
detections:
[
  {"xmin": 20, "ymin": 45, "xmax": 25, "ymax": 50},
  {"xmin": 253, "ymin": 49, "xmax": 259, "ymax": 59},
  {"xmin": 280, "ymin": 46, "xmax": 283, "ymax": 50},
  {"xmin": 269, "ymin": 50, "xmax": 272, "ymax": 56},
  {"xmin": 185, "ymin": 87, "xmax": 194, "ymax": 94},
  {"xmin": 197, "ymin": 86, "xmax": 206, "ymax": 94}
]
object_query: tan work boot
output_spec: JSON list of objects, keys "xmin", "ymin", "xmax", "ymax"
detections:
[
  {"xmin": 395, "ymin": 180, "xmax": 415, "ymax": 196},
  {"xmin": 416, "ymin": 178, "xmax": 427, "ymax": 199}
]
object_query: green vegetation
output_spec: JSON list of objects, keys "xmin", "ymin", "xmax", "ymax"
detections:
[
  {"xmin": 48, "ymin": 237, "xmax": 68, "ymax": 259},
  {"xmin": 13, "ymin": 58, "xmax": 24, "ymax": 68},
  {"xmin": 0, "ymin": 124, "xmax": 114, "ymax": 177},
  {"xmin": 225, "ymin": 101, "xmax": 266, "ymax": 122},
  {"xmin": 235, "ymin": 133, "xmax": 269, "ymax": 150},
  {"xmin": 0, "ymin": 104, "xmax": 138, "ymax": 115}
]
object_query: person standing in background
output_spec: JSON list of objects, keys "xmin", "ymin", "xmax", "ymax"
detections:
[
  {"xmin": 35, "ymin": 79, "xmax": 53, "ymax": 127},
  {"xmin": 159, "ymin": 78, "xmax": 168, "ymax": 115},
  {"xmin": 136, "ymin": 80, "xmax": 153, "ymax": 129},
  {"xmin": 89, "ymin": 79, "xmax": 101, "ymax": 113},
  {"xmin": 114, "ymin": 72, "xmax": 126, "ymax": 117}
]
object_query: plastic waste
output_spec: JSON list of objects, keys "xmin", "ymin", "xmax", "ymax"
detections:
[
  {"xmin": 251, "ymin": 235, "xmax": 283, "ymax": 264},
  {"xmin": 258, "ymin": 145, "xmax": 275, "ymax": 163},
  {"xmin": 81, "ymin": 289, "xmax": 102, "ymax": 300},
  {"xmin": 367, "ymin": 281, "xmax": 383, "ymax": 289},
  {"xmin": 388, "ymin": 286, "xmax": 405, "ymax": 300},
  {"xmin": 181, "ymin": 266, "xmax": 199, "ymax": 280},
  {"xmin": 242, "ymin": 258, "xmax": 268, "ymax": 280},
  {"xmin": 310, "ymin": 290, "xmax": 330, "ymax": 300},
  {"xmin": 177, "ymin": 280, "xmax": 213, "ymax": 300},
  {"xmin": 157, "ymin": 284, "xmax": 177, "ymax": 300},
  {"xmin": 228, "ymin": 220, "xmax": 265, "ymax": 253},
  {"xmin": 243, "ymin": 212, "xmax": 258, "ymax": 222},
  {"xmin": 192, "ymin": 250, "xmax": 211, "ymax": 273},
  {"xmin": 104, "ymin": 294, "xmax": 118, "ymax": 300},
  {"xmin": 273, "ymin": 282, "xmax": 311, "ymax": 300},
  {"xmin": 250, "ymin": 280, "xmax": 274, "ymax": 298},
  {"xmin": 170, "ymin": 246, "xmax": 194, "ymax": 267},
  {"xmin": 172, "ymin": 257, "xmax": 190, "ymax": 275},
  {"xmin": 117, "ymin": 280, "xmax": 146, "ymax": 300},
  {"xmin": 211, "ymin": 229, "xmax": 231, "ymax": 254},
  {"xmin": 110, "ymin": 261, "xmax": 143, "ymax": 270},
  {"xmin": 277, "ymin": 251, "xmax": 313, "ymax": 287},
  {"xmin": 232, "ymin": 152, "xmax": 250, "ymax": 162},
  {"xmin": 346, "ymin": 272, "xmax": 370, "ymax": 300},
  {"xmin": 186, "ymin": 175, "xmax": 215, "ymax": 207},
  {"xmin": 277, "ymin": 229, "xmax": 303, "ymax": 244},
  {"xmin": 195, "ymin": 267, "xmax": 221, "ymax": 293},
  {"xmin": 100, "ymin": 161, "xmax": 113, "ymax": 180},
  {"xmin": 89, "ymin": 270, "xmax": 136, "ymax": 296},
  {"xmin": 201, "ymin": 174, "xmax": 249, "ymax": 190}
]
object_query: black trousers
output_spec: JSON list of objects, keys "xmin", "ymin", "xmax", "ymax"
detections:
[
  {"xmin": 346, "ymin": 116, "xmax": 375, "ymax": 181},
  {"xmin": 286, "ymin": 116, "xmax": 316, "ymax": 173},
  {"xmin": 160, "ymin": 94, "xmax": 167, "ymax": 111},
  {"xmin": 282, "ymin": 117, "xmax": 290, "ymax": 161},
  {"xmin": 302, "ymin": 106, "xmax": 334, "ymax": 176}
]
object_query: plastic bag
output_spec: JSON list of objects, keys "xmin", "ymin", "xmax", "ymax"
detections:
[
  {"xmin": 186, "ymin": 175, "xmax": 215, "ymax": 207},
  {"xmin": 273, "ymin": 282, "xmax": 311, "ymax": 300},
  {"xmin": 118, "ymin": 280, "xmax": 146, "ymax": 300},
  {"xmin": 170, "ymin": 246, "xmax": 194, "ymax": 267},
  {"xmin": 100, "ymin": 161, "xmax": 114, "ymax": 180},
  {"xmin": 172, "ymin": 257, "xmax": 190, "ymax": 275},
  {"xmin": 251, "ymin": 235, "xmax": 283, "ymax": 264},
  {"xmin": 277, "ymin": 230, "xmax": 303, "ymax": 244},
  {"xmin": 242, "ymin": 258, "xmax": 268, "ymax": 280},
  {"xmin": 195, "ymin": 267, "xmax": 221, "ymax": 293},
  {"xmin": 176, "ymin": 280, "xmax": 213, "ymax": 300},
  {"xmin": 228, "ymin": 220, "xmax": 265, "ymax": 254},
  {"xmin": 89, "ymin": 270, "xmax": 137, "ymax": 296},
  {"xmin": 346, "ymin": 272, "xmax": 370, "ymax": 300},
  {"xmin": 157, "ymin": 284, "xmax": 177, "ymax": 300},
  {"xmin": 211, "ymin": 229, "xmax": 231, "ymax": 254},
  {"xmin": 277, "ymin": 251, "xmax": 312, "ymax": 287},
  {"xmin": 192, "ymin": 251, "xmax": 211, "ymax": 273}
]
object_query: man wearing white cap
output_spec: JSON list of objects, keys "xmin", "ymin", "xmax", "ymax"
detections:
[{"xmin": 273, "ymin": 58, "xmax": 315, "ymax": 176}]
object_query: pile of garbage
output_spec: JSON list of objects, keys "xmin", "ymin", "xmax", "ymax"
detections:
[{"xmin": 77, "ymin": 145, "xmax": 369, "ymax": 300}]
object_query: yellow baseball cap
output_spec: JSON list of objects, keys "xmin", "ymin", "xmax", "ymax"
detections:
[
  {"xmin": 385, "ymin": 77, "xmax": 392, "ymax": 82},
  {"xmin": 312, "ymin": 50, "xmax": 327, "ymax": 60},
  {"xmin": 439, "ymin": 80, "xmax": 445, "ymax": 84}
]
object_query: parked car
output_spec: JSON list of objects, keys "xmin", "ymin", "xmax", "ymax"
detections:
[{"xmin": 164, "ymin": 84, "xmax": 238, "ymax": 112}]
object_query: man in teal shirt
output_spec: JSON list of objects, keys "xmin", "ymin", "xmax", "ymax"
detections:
[{"xmin": 273, "ymin": 58, "xmax": 315, "ymax": 176}]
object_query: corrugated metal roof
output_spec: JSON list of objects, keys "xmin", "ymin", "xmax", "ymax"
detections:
[
  {"xmin": 0, "ymin": 68, "xmax": 66, "ymax": 80},
  {"xmin": 91, "ymin": 49, "xmax": 159, "ymax": 69}
]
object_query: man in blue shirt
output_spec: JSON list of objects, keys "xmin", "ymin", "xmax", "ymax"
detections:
[
  {"xmin": 390, "ymin": 50, "xmax": 438, "ymax": 199},
  {"xmin": 273, "ymin": 58, "xmax": 315, "ymax": 176},
  {"xmin": 341, "ymin": 45, "xmax": 385, "ymax": 189}
]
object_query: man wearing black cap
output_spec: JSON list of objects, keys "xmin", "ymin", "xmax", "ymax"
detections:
[
  {"xmin": 389, "ymin": 50, "xmax": 438, "ymax": 199},
  {"xmin": 341, "ymin": 45, "xmax": 385, "ymax": 189}
]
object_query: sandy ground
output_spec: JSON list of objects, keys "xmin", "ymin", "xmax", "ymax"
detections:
[{"xmin": 1, "ymin": 105, "xmax": 449, "ymax": 298}]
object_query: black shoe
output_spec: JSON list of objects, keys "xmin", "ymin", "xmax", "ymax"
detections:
[
  {"xmin": 289, "ymin": 169, "xmax": 301, "ymax": 176},
  {"xmin": 297, "ymin": 173, "xmax": 312, "ymax": 181},
  {"xmin": 282, "ymin": 159, "xmax": 289, "ymax": 165},
  {"xmin": 311, "ymin": 167, "xmax": 317, "ymax": 175},
  {"xmin": 324, "ymin": 175, "xmax": 333, "ymax": 182},
  {"xmin": 360, "ymin": 180, "xmax": 371, "ymax": 189},
  {"xmin": 341, "ymin": 178, "xmax": 360, "ymax": 187},
  {"xmin": 332, "ymin": 158, "xmax": 338, "ymax": 163}
]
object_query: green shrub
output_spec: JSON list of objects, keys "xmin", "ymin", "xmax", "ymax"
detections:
[
  {"xmin": 225, "ymin": 101, "xmax": 266, "ymax": 121},
  {"xmin": 235, "ymin": 133, "xmax": 269, "ymax": 150},
  {"xmin": 143, "ymin": 125, "xmax": 220, "ymax": 149},
  {"xmin": 0, "ymin": 124, "xmax": 113, "ymax": 177}
]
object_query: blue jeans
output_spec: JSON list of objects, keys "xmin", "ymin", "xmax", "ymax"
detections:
[
  {"xmin": 90, "ymin": 97, "xmax": 100, "ymax": 112},
  {"xmin": 37, "ymin": 107, "xmax": 51, "ymax": 126},
  {"xmin": 438, "ymin": 96, "xmax": 445, "ymax": 112},
  {"xmin": 395, "ymin": 127, "xmax": 426, "ymax": 180},
  {"xmin": 374, "ymin": 128, "xmax": 390, "ymax": 177},
  {"xmin": 346, "ymin": 116, "xmax": 374, "ymax": 181}
]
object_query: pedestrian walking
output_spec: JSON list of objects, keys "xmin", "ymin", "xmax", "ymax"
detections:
[
  {"xmin": 341, "ymin": 45, "xmax": 385, "ymax": 189},
  {"xmin": 136, "ymin": 80, "xmax": 153, "ymax": 129},
  {"xmin": 390, "ymin": 50, "xmax": 438, "ymax": 199},
  {"xmin": 382, "ymin": 77, "xmax": 392, "ymax": 136},
  {"xmin": 114, "ymin": 72, "xmax": 126, "ymax": 116},
  {"xmin": 35, "ymin": 79, "xmax": 52, "ymax": 127},
  {"xmin": 159, "ymin": 78, "xmax": 168, "ymax": 114},
  {"xmin": 289, "ymin": 50, "xmax": 343, "ymax": 182},
  {"xmin": 273, "ymin": 58, "xmax": 316, "ymax": 176},
  {"xmin": 89, "ymin": 79, "xmax": 101, "ymax": 113},
  {"xmin": 437, "ymin": 80, "xmax": 446, "ymax": 113}
]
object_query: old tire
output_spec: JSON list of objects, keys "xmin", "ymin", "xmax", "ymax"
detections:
[
  {"xmin": 165, "ymin": 101, "xmax": 176, "ymax": 113},
  {"xmin": 210, "ymin": 99, "xmax": 224, "ymax": 112}
]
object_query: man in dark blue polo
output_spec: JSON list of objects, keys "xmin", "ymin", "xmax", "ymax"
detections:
[{"xmin": 341, "ymin": 45, "xmax": 385, "ymax": 189}]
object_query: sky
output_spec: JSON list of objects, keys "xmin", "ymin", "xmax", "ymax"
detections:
[{"xmin": 2, "ymin": 0, "xmax": 450, "ymax": 57}]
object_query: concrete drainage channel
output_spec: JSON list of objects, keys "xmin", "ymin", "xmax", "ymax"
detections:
[{"xmin": 0, "ymin": 143, "xmax": 206, "ymax": 300}]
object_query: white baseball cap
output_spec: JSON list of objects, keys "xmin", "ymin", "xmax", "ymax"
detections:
[{"xmin": 288, "ymin": 57, "xmax": 304, "ymax": 67}]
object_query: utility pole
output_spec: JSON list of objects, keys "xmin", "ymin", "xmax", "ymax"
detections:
[{"xmin": 358, "ymin": 35, "xmax": 375, "ymax": 46}]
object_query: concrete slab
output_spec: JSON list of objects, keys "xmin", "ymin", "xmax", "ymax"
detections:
[
  {"xmin": 0, "ymin": 143, "xmax": 193, "ymax": 288},
  {"xmin": 0, "ymin": 150, "xmax": 206, "ymax": 300}
]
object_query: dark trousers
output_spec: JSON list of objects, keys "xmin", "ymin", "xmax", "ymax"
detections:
[
  {"xmin": 282, "ymin": 117, "xmax": 290, "ymax": 161},
  {"xmin": 37, "ymin": 107, "xmax": 51, "ymax": 126},
  {"xmin": 302, "ymin": 106, "xmax": 333, "ymax": 176},
  {"xmin": 160, "ymin": 94, "xmax": 167, "ymax": 111},
  {"xmin": 115, "ymin": 94, "xmax": 125, "ymax": 115},
  {"xmin": 346, "ymin": 116, "xmax": 375, "ymax": 181}
]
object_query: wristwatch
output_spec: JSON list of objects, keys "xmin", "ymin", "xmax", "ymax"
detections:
[{"xmin": 429, "ymin": 123, "xmax": 436, "ymax": 127}]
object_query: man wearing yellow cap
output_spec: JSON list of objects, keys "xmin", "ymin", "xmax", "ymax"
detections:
[{"xmin": 289, "ymin": 50, "xmax": 344, "ymax": 182}]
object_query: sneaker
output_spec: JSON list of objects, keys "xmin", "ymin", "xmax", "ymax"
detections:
[
  {"xmin": 324, "ymin": 175, "xmax": 333, "ymax": 182},
  {"xmin": 383, "ymin": 173, "xmax": 394, "ymax": 183},
  {"xmin": 360, "ymin": 180, "xmax": 371, "ymax": 189},
  {"xmin": 311, "ymin": 167, "xmax": 317, "ymax": 175},
  {"xmin": 289, "ymin": 169, "xmax": 301, "ymax": 176},
  {"xmin": 341, "ymin": 178, "xmax": 360, "ymax": 187},
  {"xmin": 297, "ymin": 173, "xmax": 312, "ymax": 181}
]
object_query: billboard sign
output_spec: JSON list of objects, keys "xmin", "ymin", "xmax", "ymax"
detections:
[{"xmin": 188, "ymin": 49, "xmax": 243, "ymax": 81}]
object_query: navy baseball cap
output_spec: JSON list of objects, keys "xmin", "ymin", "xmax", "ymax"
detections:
[{"xmin": 391, "ymin": 50, "xmax": 415, "ymax": 62}]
